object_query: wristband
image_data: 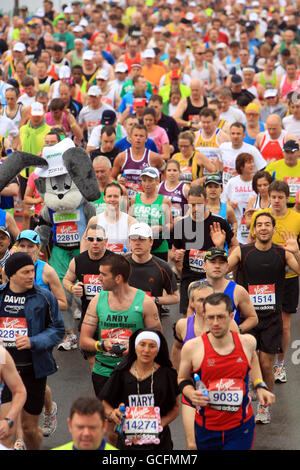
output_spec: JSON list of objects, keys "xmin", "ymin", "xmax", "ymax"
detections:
[
  {"xmin": 253, "ymin": 378, "xmax": 263, "ymax": 388},
  {"xmin": 178, "ymin": 379, "xmax": 194, "ymax": 394},
  {"xmin": 95, "ymin": 340, "xmax": 105, "ymax": 352},
  {"xmin": 71, "ymin": 122, "xmax": 76, "ymax": 128},
  {"xmin": 69, "ymin": 284, "xmax": 73, "ymax": 293}
]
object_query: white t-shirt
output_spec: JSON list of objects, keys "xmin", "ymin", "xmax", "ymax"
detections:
[
  {"xmin": 219, "ymin": 141, "xmax": 267, "ymax": 186},
  {"xmin": 282, "ymin": 115, "xmax": 300, "ymax": 139},
  {"xmin": 17, "ymin": 94, "xmax": 36, "ymax": 108},
  {"xmin": 78, "ymin": 103, "xmax": 114, "ymax": 139},
  {"xmin": 221, "ymin": 174, "xmax": 255, "ymax": 244},
  {"xmin": 220, "ymin": 106, "xmax": 246, "ymax": 124},
  {"xmin": 0, "ymin": 115, "xmax": 19, "ymax": 139}
]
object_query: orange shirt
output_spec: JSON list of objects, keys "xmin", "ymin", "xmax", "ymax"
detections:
[{"xmin": 141, "ymin": 64, "xmax": 165, "ymax": 91}]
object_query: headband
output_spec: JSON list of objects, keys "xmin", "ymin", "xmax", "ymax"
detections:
[{"xmin": 135, "ymin": 331, "xmax": 161, "ymax": 350}]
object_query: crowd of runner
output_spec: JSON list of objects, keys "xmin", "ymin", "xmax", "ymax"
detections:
[{"xmin": 0, "ymin": 0, "xmax": 299, "ymax": 451}]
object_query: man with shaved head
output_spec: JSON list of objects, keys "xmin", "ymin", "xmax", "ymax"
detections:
[
  {"xmin": 255, "ymin": 114, "xmax": 297, "ymax": 165},
  {"xmin": 173, "ymin": 78, "xmax": 208, "ymax": 131}
]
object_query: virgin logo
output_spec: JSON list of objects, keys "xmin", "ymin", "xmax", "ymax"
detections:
[
  {"xmin": 254, "ymin": 285, "xmax": 271, "ymax": 295},
  {"xmin": 215, "ymin": 379, "xmax": 236, "ymax": 391},
  {"xmin": 60, "ymin": 225, "xmax": 77, "ymax": 234},
  {"xmin": 285, "ymin": 177, "xmax": 300, "ymax": 184},
  {"xmin": 87, "ymin": 275, "xmax": 101, "ymax": 285}
]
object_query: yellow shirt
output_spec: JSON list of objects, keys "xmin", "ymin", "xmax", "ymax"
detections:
[
  {"xmin": 250, "ymin": 207, "xmax": 300, "ymax": 278},
  {"xmin": 266, "ymin": 158, "xmax": 300, "ymax": 204},
  {"xmin": 172, "ymin": 151, "xmax": 204, "ymax": 183}
]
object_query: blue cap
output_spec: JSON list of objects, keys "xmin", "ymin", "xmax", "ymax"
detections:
[{"xmin": 16, "ymin": 230, "xmax": 41, "ymax": 244}]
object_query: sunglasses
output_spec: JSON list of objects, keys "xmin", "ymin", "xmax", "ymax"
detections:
[
  {"xmin": 86, "ymin": 236, "xmax": 105, "ymax": 242},
  {"xmin": 129, "ymin": 235, "xmax": 149, "ymax": 240}
]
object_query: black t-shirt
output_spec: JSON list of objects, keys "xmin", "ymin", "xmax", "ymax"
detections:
[
  {"xmin": 90, "ymin": 147, "xmax": 120, "ymax": 165},
  {"xmin": 100, "ymin": 365, "xmax": 179, "ymax": 450},
  {"xmin": 0, "ymin": 287, "xmax": 32, "ymax": 368},
  {"xmin": 172, "ymin": 213, "xmax": 234, "ymax": 281},
  {"xmin": 74, "ymin": 249, "xmax": 112, "ymax": 322},
  {"xmin": 127, "ymin": 254, "xmax": 178, "ymax": 298}
]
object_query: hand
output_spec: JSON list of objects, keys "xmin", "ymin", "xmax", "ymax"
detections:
[
  {"xmin": 111, "ymin": 403, "xmax": 126, "ymax": 425},
  {"xmin": 257, "ymin": 388, "xmax": 275, "ymax": 407},
  {"xmin": 281, "ymin": 230, "xmax": 299, "ymax": 254},
  {"xmin": 15, "ymin": 334, "xmax": 31, "ymax": 350},
  {"xmin": 229, "ymin": 201, "xmax": 238, "ymax": 209},
  {"xmin": 174, "ymin": 249, "xmax": 185, "ymax": 262},
  {"xmin": 72, "ymin": 282, "xmax": 84, "ymax": 297},
  {"xmin": 210, "ymin": 222, "xmax": 226, "ymax": 248},
  {"xmin": 0, "ymin": 419, "xmax": 11, "ymax": 440},
  {"xmin": 190, "ymin": 390, "xmax": 209, "ymax": 408}
]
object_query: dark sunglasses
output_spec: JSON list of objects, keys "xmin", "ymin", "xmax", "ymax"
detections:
[{"xmin": 86, "ymin": 236, "xmax": 105, "ymax": 242}]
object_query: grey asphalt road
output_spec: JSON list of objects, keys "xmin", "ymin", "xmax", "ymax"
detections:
[{"xmin": 41, "ymin": 302, "xmax": 300, "ymax": 451}]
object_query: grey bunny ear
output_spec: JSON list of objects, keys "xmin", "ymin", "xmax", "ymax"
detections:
[
  {"xmin": 0, "ymin": 151, "xmax": 48, "ymax": 192},
  {"xmin": 62, "ymin": 147, "xmax": 101, "ymax": 201}
]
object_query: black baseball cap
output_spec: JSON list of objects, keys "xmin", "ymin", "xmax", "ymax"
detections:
[
  {"xmin": 204, "ymin": 247, "xmax": 228, "ymax": 261},
  {"xmin": 283, "ymin": 140, "xmax": 299, "ymax": 153},
  {"xmin": 101, "ymin": 110, "xmax": 116, "ymax": 126},
  {"xmin": 204, "ymin": 174, "xmax": 223, "ymax": 186},
  {"xmin": 231, "ymin": 74, "xmax": 243, "ymax": 85}
]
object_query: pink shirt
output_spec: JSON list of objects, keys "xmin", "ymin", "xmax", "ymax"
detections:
[{"xmin": 147, "ymin": 125, "xmax": 169, "ymax": 154}]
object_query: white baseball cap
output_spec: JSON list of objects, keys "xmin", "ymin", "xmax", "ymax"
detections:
[
  {"xmin": 13, "ymin": 42, "xmax": 26, "ymax": 52},
  {"xmin": 115, "ymin": 62, "xmax": 128, "ymax": 73},
  {"xmin": 129, "ymin": 223, "xmax": 153, "ymax": 239},
  {"xmin": 140, "ymin": 167, "xmax": 160, "ymax": 179},
  {"xmin": 30, "ymin": 102, "xmax": 44, "ymax": 117},
  {"xmin": 87, "ymin": 85, "xmax": 101, "ymax": 96},
  {"xmin": 142, "ymin": 48, "xmax": 155, "ymax": 59},
  {"xmin": 264, "ymin": 88, "xmax": 278, "ymax": 99},
  {"xmin": 96, "ymin": 69, "xmax": 109, "ymax": 80},
  {"xmin": 83, "ymin": 50, "xmax": 95, "ymax": 61}
]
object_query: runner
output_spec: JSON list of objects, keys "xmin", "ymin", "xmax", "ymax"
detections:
[
  {"xmin": 228, "ymin": 212, "xmax": 300, "ymax": 423},
  {"xmin": 178, "ymin": 292, "xmax": 275, "ymax": 450}
]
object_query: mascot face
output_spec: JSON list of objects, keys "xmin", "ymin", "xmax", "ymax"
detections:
[{"xmin": 43, "ymin": 174, "xmax": 84, "ymax": 212}]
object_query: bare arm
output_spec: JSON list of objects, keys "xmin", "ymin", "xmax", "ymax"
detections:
[
  {"xmin": 143, "ymin": 295, "xmax": 163, "ymax": 332},
  {"xmin": 235, "ymin": 285, "xmax": 258, "ymax": 333},
  {"xmin": 43, "ymin": 264, "xmax": 68, "ymax": 311}
]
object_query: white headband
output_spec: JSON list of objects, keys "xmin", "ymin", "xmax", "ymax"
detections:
[{"xmin": 135, "ymin": 332, "xmax": 161, "ymax": 350}]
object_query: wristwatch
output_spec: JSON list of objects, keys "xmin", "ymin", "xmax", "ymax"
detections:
[
  {"xmin": 154, "ymin": 297, "xmax": 160, "ymax": 306},
  {"xmin": 254, "ymin": 381, "xmax": 268, "ymax": 391},
  {"xmin": 4, "ymin": 418, "xmax": 14, "ymax": 428}
]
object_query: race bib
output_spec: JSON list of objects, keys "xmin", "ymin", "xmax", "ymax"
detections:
[
  {"xmin": 106, "ymin": 243, "xmax": 124, "ymax": 254},
  {"xmin": 208, "ymin": 378, "xmax": 244, "ymax": 412},
  {"xmin": 83, "ymin": 274, "xmax": 102, "ymax": 299},
  {"xmin": 0, "ymin": 317, "xmax": 28, "ymax": 347},
  {"xmin": 100, "ymin": 328, "xmax": 131, "ymax": 357},
  {"xmin": 56, "ymin": 222, "xmax": 80, "ymax": 244},
  {"xmin": 125, "ymin": 181, "xmax": 143, "ymax": 199},
  {"xmin": 248, "ymin": 284, "xmax": 276, "ymax": 311},
  {"xmin": 189, "ymin": 249, "xmax": 205, "ymax": 272},
  {"xmin": 124, "ymin": 406, "xmax": 162, "ymax": 446},
  {"xmin": 222, "ymin": 166, "xmax": 237, "ymax": 185},
  {"xmin": 179, "ymin": 166, "xmax": 192, "ymax": 183},
  {"xmin": 283, "ymin": 177, "xmax": 300, "ymax": 198}
]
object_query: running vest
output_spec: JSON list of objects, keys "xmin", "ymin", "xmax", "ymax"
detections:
[
  {"xmin": 158, "ymin": 181, "xmax": 187, "ymax": 217},
  {"xmin": 195, "ymin": 128, "xmax": 221, "ymax": 175},
  {"xmin": 34, "ymin": 259, "xmax": 49, "ymax": 291},
  {"xmin": 75, "ymin": 250, "xmax": 110, "ymax": 316},
  {"xmin": 238, "ymin": 243, "xmax": 286, "ymax": 316},
  {"xmin": 280, "ymin": 70, "xmax": 300, "ymax": 99},
  {"xmin": 38, "ymin": 76, "xmax": 53, "ymax": 93},
  {"xmin": 97, "ymin": 211, "xmax": 130, "ymax": 254},
  {"xmin": 259, "ymin": 130, "xmax": 286, "ymax": 164},
  {"xmin": 243, "ymin": 121, "xmax": 264, "ymax": 146},
  {"xmin": 53, "ymin": 439, "xmax": 117, "ymax": 451},
  {"xmin": 194, "ymin": 331, "xmax": 253, "ymax": 431},
  {"xmin": 133, "ymin": 193, "xmax": 168, "ymax": 254},
  {"xmin": 2, "ymin": 104, "xmax": 22, "ymax": 128},
  {"xmin": 224, "ymin": 280, "xmax": 241, "ymax": 325},
  {"xmin": 93, "ymin": 289, "xmax": 145, "ymax": 377},
  {"xmin": 258, "ymin": 71, "xmax": 277, "ymax": 89},
  {"xmin": 121, "ymin": 147, "xmax": 151, "ymax": 198},
  {"xmin": 182, "ymin": 96, "xmax": 208, "ymax": 125},
  {"xmin": 183, "ymin": 314, "xmax": 196, "ymax": 344},
  {"xmin": 49, "ymin": 205, "xmax": 87, "ymax": 250},
  {"xmin": 124, "ymin": 53, "xmax": 141, "ymax": 72},
  {"xmin": 172, "ymin": 151, "xmax": 203, "ymax": 183}
]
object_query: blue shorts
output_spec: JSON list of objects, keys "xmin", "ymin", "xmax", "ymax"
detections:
[{"xmin": 195, "ymin": 415, "xmax": 255, "ymax": 450}]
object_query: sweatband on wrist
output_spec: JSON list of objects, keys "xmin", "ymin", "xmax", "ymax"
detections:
[{"xmin": 178, "ymin": 379, "xmax": 194, "ymax": 394}]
